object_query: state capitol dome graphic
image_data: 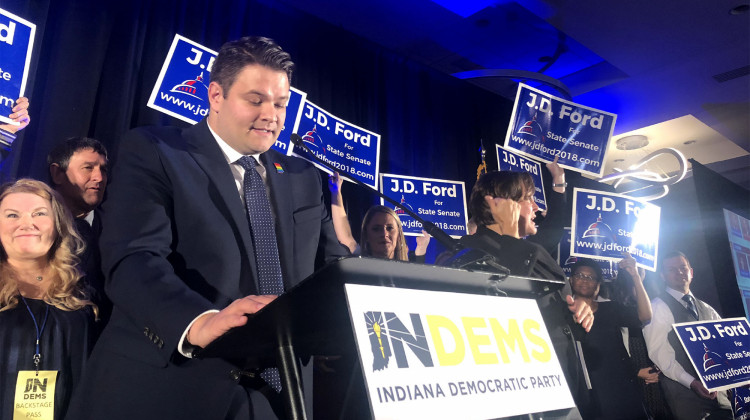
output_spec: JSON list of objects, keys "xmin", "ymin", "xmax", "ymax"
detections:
[
  {"xmin": 170, "ymin": 72, "xmax": 209, "ymax": 100},
  {"xmin": 517, "ymin": 113, "xmax": 545, "ymax": 142},
  {"xmin": 582, "ymin": 214, "xmax": 617, "ymax": 241},
  {"xmin": 394, "ymin": 195, "xmax": 414, "ymax": 217}
]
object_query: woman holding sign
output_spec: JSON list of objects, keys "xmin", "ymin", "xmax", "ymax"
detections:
[
  {"xmin": 570, "ymin": 256, "xmax": 651, "ymax": 419},
  {"xmin": 328, "ymin": 172, "xmax": 431, "ymax": 262},
  {"xmin": 0, "ymin": 179, "xmax": 97, "ymax": 420}
]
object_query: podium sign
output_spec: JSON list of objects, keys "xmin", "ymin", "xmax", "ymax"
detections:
[
  {"xmin": 674, "ymin": 318, "xmax": 750, "ymax": 392},
  {"xmin": 345, "ymin": 284, "xmax": 575, "ymax": 419}
]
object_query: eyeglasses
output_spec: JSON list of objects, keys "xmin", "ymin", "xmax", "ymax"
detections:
[{"xmin": 572, "ymin": 272, "xmax": 598, "ymax": 283}]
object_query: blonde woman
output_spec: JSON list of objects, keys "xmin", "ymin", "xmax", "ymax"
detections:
[{"xmin": 0, "ymin": 179, "xmax": 97, "ymax": 420}]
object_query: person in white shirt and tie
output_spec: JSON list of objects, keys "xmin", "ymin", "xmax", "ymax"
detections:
[{"xmin": 643, "ymin": 251, "xmax": 732, "ymax": 420}]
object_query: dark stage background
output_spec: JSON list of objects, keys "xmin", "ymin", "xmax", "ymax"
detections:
[{"xmin": 3, "ymin": 0, "xmax": 747, "ymax": 317}]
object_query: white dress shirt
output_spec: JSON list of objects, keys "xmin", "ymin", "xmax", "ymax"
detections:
[{"xmin": 643, "ymin": 287, "xmax": 721, "ymax": 388}]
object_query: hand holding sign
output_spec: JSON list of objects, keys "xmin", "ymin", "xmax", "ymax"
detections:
[
  {"xmin": 414, "ymin": 230, "xmax": 431, "ymax": 256},
  {"xmin": 1, "ymin": 96, "xmax": 29, "ymax": 133},
  {"xmin": 690, "ymin": 379, "xmax": 717, "ymax": 400}
]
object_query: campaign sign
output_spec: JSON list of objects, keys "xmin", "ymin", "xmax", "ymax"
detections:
[
  {"xmin": 292, "ymin": 100, "xmax": 380, "ymax": 189},
  {"xmin": 147, "ymin": 34, "xmax": 303, "ymax": 155},
  {"xmin": 504, "ymin": 83, "xmax": 616, "ymax": 177},
  {"xmin": 571, "ymin": 188, "xmax": 660, "ymax": 271},
  {"xmin": 275, "ymin": 87, "xmax": 307, "ymax": 156},
  {"xmin": 0, "ymin": 8, "xmax": 35, "ymax": 125},
  {"xmin": 379, "ymin": 174, "xmax": 468, "ymax": 238},
  {"xmin": 673, "ymin": 318, "xmax": 750, "ymax": 392},
  {"xmin": 558, "ymin": 228, "xmax": 617, "ymax": 281},
  {"xmin": 496, "ymin": 144, "xmax": 547, "ymax": 211},
  {"xmin": 147, "ymin": 35, "xmax": 215, "ymax": 125},
  {"xmin": 732, "ymin": 385, "xmax": 750, "ymax": 420},
  {"xmin": 345, "ymin": 284, "xmax": 575, "ymax": 420}
]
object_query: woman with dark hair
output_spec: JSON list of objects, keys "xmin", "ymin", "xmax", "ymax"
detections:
[
  {"xmin": 570, "ymin": 256, "xmax": 652, "ymax": 419},
  {"xmin": 455, "ymin": 170, "xmax": 594, "ymax": 418},
  {"xmin": 0, "ymin": 179, "xmax": 97, "ymax": 420},
  {"xmin": 328, "ymin": 172, "xmax": 430, "ymax": 262}
]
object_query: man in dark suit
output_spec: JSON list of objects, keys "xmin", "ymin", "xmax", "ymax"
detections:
[
  {"xmin": 48, "ymin": 137, "xmax": 110, "ymax": 325},
  {"xmin": 66, "ymin": 36, "xmax": 348, "ymax": 419}
]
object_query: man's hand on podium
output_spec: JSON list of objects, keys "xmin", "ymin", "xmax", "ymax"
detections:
[
  {"xmin": 187, "ymin": 295, "xmax": 277, "ymax": 348},
  {"xmin": 566, "ymin": 295, "xmax": 594, "ymax": 332}
]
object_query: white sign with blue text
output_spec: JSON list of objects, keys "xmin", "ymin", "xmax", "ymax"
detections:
[
  {"xmin": 674, "ymin": 318, "xmax": 750, "ymax": 392},
  {"xmin": 379, "ymin": 173, "xmax": 468, "ymax": 238},
  {"xmin": 504, "ymin": 83, "xmax": 616, "ymax": 177},
  {"xmin": 496, "ymin": 144, "xmax": 547, "ymax": 212},
  {"xmin": 571, "ymin": 188, "xmax": 660, "ymax": 271},
  {"xmin": 0, "ymin": 8, "xmax": 35, "ymax": 125},
  {"xmin": 345, "ymin": 284, "xmax": 575, "ymax": 420},
  {"xmin": 147, "ymin": 34, "xmax": 306, "ymax": 155}
]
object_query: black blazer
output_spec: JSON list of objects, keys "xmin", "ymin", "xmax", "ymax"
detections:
[{"xmin": 67, "ymin": 120, "xmax": 347, "ymax": 419}]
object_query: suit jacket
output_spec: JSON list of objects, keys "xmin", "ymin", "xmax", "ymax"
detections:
[
  {"xmin": 66, "ymin": 120, "xmax": 347, "ymax": 419},
  {"xmin": 74, "ymin": 209, "xmax": 111, "ymax": 329}
]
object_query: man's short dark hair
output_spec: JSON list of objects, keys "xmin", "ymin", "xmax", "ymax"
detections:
[
  {"xmin": 468, "ymin": 170, "xmax": 535, "ymax": 227},
  {"xmin": 210, "ymin": 36, "xmax": 294, "ymax": 96},
  {"xmin": 659, "ymin": 250, "xmax": 690, "ymax": 272},
  {"xmin": 570, "ymin": 258, "xmax": 603, "ymax": 283},
  {"xmin": 47, "ymin": 137, "xmax": 108, "ymax": 174}
]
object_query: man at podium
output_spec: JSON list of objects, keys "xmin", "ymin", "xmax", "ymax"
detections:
[{"xmin": 66, "ymin": 36, "xmax": 348, "ymax": 420}]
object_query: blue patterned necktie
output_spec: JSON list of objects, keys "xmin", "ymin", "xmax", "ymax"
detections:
[
  {"xmin": 682, "ymin": 294, "xmax": 699, "ymax": 320},
  {"xmin": 237, "ymin": 155, "xmax": 284, "ymax": 392}
]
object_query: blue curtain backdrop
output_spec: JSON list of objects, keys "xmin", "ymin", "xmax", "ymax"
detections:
[{"xmin": 2, "ymin": 0, "xmax": 526, "ymax": 257}]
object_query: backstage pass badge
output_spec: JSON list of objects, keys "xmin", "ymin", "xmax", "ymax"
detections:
[{"xmin": 14, "ymin": 371, "xmax": 57, "ymax": 420}]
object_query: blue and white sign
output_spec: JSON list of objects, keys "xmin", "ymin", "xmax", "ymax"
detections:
[
  {"xmin": 674, "ymin": 318, "xmax": 750, "ymax": 392},
  {"xmin": 147, "ymin": 35, "xmax": 215, "ymax": 125},
  {"xmin": 293, "ymin": 100, "xmax": 380, "ymax": 189},
  {"xmin": 147, "ymin": 34, "xmax": 304, "ymax": 155},
  {"xmin": 380, "ymin": 173, "xmax": 467, "ymax": 238},
  {"xmin": 504, "ymin": 83, "xmax": 616, "ymax": 177},
  {"xmin": 571, "ymin": 188, "xmax": 660, "ymax": 271},
  {"xmin": 0, "ymin": 8, "xmax": 35, "ymax": 125},
  {"xmin": 558, "ymin": 228, "xmax": 618, "ymax": 281},
  {"xmin": 276, "ymin": 87, "xmax": 307, "ymax": 156},
  {"xmin": 496, "ymin": 144, "xmax": 547, "ymax": 211}
]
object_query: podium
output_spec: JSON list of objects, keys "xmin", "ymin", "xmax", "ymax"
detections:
[{"xmin": 199, "ymin": 257, "xmax": 565, "ymax": 419}]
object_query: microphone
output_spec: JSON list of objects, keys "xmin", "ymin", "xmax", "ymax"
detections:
[{"xmin": 290, "ymin": 133, "xmax": 462, "ymax": 253}]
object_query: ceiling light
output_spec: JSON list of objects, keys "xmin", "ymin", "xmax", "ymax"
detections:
[{"xmin": 615, "ymin": 135, "xmax": 649, "ymax": 150}]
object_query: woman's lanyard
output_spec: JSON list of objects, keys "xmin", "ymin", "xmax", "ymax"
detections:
[{"xmin": 20, "ymin": 295, "xmax": 50, "ymax": 375}]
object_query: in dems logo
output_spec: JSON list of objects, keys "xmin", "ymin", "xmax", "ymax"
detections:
[{"xmin": 362, "ymin": 310, "xmax": 551, "ymax": 372}]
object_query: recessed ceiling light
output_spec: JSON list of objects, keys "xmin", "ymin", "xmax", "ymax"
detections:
[
  {"xmin": 616, "ymin": 135, "xmax": 649, "ymax": 150},
  {"xmin": 683, "ymin": 140, "xmax": 697, "ymax": 145},
  {"xmin": 730, "ymin": 4, "xmax": 749, "ymax": 15}
]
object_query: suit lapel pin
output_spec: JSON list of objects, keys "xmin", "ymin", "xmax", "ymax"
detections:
[{"xmin": 274, "ymin": 162, "xmax": 284, "ymax": 173}]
